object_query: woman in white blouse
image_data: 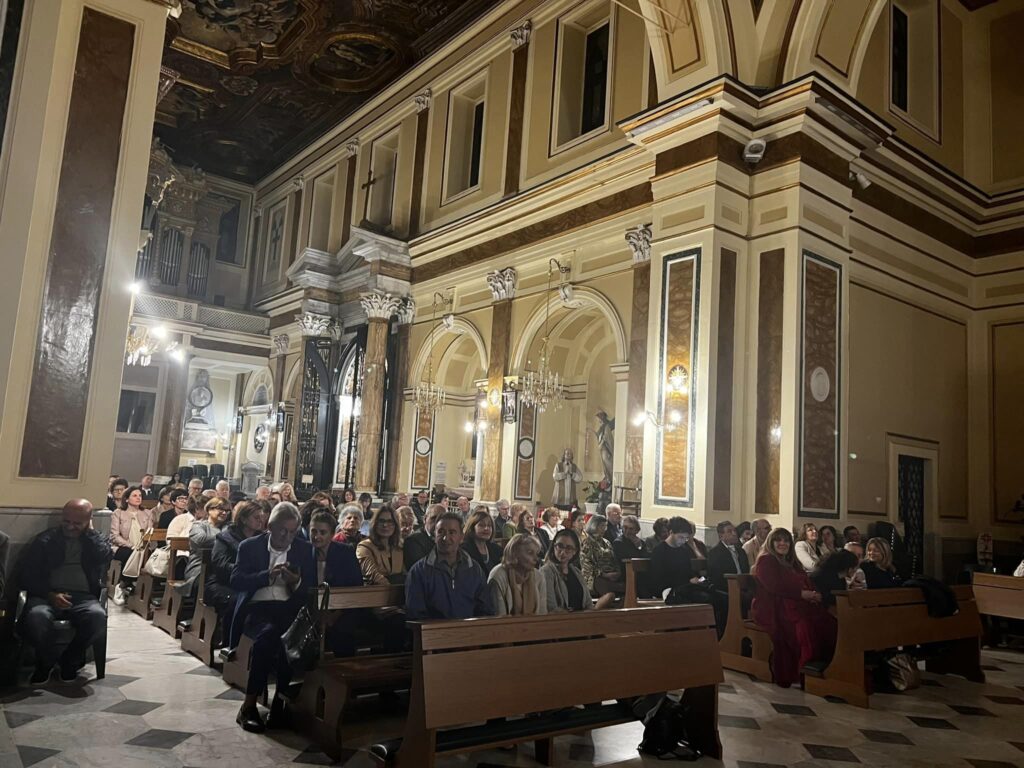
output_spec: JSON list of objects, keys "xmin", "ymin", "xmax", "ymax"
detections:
[{"xmin": 794, "ymin": 523, "xmax": 821, "ymax": 571}]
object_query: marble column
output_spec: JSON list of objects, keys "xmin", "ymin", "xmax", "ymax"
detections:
[
  {"xmin": 624, "ymin": 224, "xmax": 652, "ymax": 481},
  {"xmin": 155, "ymin": 351, "xmax": 192, "ymax": 476},
  {"xmin": 264, "ymin": 333, "xmax": 290, "ymax": 479},
  {"xmin": 0, "ymin": 0, "xmax": 173, "ymax": 516},
  {"xmin": 382, "ymin": 298, "xmax": 414, "ymax": 494},
  {"xmin": 354, "ymin": 293, "xmax": 402, "ymax": 493},
  {"xmin": 480, "ymin": 268, "xmax": 517, "ymax": 502}
]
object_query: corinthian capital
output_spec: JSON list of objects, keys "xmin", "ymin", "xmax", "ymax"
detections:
[
  {"xmin": 361, "ymin": 292, "xmax": 403, "ymax": 321},
  {"xmin": 297, "ymin": 312, "xmax": 334, "ymax": 337},
  {"xmin": 625, "ymin": 223, "xmax": 653, "ymax": 264},
  {"xmin": 511, "ymin": 20, "xmax": 532, "ymax": 50},
  {"xmin": 273, "ymin": 334, "xmax": 290, "ymax": 355},
  {"xmin": 413, "ymin": 89, "xmax": 432, "ymax": 113},
  {"xmin": 396, "ymin": 296, "xmax": 416, "ymax": 325},
  {"xmin": 486, "ymin": 267, "xmax": 518, "ymax": 302},
  {"xmin": 344, "ymin": 139, "xmax": 359, "ymax": 157}
]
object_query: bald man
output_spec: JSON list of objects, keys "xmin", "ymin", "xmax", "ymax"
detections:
[{"xmin": 21, "ymin": 500, "xmax": 110, "ymax": 685}]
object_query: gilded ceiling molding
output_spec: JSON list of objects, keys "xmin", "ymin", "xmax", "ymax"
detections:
[
  {"xmin": 360, "ymin": 292, "xmax": 403, "ymax": 321},
  {"xmin": 296, "ymin": 312, "xmax": 335, "ymax": 337},
  {"xmin": 486, "ymin": 267, "xmax": 518, "ymax": 301},
  {"xmin": 626, "ymin": 223, "xmax": 653, "ymax": 264},
  {"xmin": 510, "ymin": 19, "xmax": 532, "ymax": 49},
  {"xmin": 413, "ymin": 89, "xmax": 432, "ymax": 113}
]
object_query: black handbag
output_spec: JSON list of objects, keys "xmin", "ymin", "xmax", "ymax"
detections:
[{"xmin": 281, "ymin": 585, "xmax": 330, "ymax": 674}]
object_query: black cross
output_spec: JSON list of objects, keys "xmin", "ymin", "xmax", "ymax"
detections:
[{"xmin": 360, "ymin": 167, "xmax": 377, "ymax": 224}]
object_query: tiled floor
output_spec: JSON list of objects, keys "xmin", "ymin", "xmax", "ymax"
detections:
[{"xmin": 1, "ymin": 607, "xmax": 1023, "ymax": 767}]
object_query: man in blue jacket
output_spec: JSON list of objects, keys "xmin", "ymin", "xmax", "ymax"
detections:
[
  {"xmin": 230, "ymin": 502, "xmax": 315, "ymax": 733},
  {"xmin": 405, "ymin": 511, "xmax": 492, "ymax": 620}
]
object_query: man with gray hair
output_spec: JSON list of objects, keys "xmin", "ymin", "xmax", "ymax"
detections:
[
  {"xmin": 254, "ymin": 485, "xmax": 271, "ymax": 501},
  {"xmin": 494, "ymin": 499, "xmax": 511, "ymax": 533},
  {"xmin": 231, "ymin": 501, "xmax": 315, "ymax": 733},
  {"xmin": 215, "ymin": 479, "xmax": 231, "ymax": 500},
  {"xmin": 604, "ymin": 502, "xmax": 623, "ymax": 543},
  {"xmin": 743, "ymin": 518, "xmax": 772, "ymax": 563},
  {"xmin": 187, "ymin": 477, "xmax": 204, "ymax": 500},
  {"xmin": 403, "ymin": 503, "xmax": 445, "ymax": 568}
]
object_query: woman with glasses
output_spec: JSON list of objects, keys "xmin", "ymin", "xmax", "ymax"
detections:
[
  {"xmin": 541, "ymin": 529, "xmax": 615, "ymax": 612},
  {"xmin": 356, "ymin": 505, "xmax": 405, "ymax": 585}
]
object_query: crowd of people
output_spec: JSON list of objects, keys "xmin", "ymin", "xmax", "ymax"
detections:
[{"xmin": 16, "ymin": 475, "xmax": 1023, "ymax": 731}]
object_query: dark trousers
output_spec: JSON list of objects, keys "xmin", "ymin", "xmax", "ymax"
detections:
[
  {"xmin": 243, "ymin": 601, "xmax": 297, "ymax": 697},
  {"xmin": 21, "ymin": 593, "xmax": 105, "ymax": 670}
]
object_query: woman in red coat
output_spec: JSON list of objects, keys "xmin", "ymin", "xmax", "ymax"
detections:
[{"xmin": 752, "ymin": 527, "xmax": 837, "ymax": 687}]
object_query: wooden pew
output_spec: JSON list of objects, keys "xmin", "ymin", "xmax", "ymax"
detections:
[
  {"xmin": 972, "ymin": 572, "xmax": 1024, "ymax": 621},
  {"xmin": 105, "ymin": 559, "xmax": 122, "ymax": 597},
  {"xmin": 288, "ymin": 584, "xmax": 408, "ymax": 761},
  {"xmin": 803, "ymin": 585, "xmax": 984, "ymax": 708},
  {"xmin": 719, "ymin": 574, "xmax": 772, "ymax": 682},
  {"xmin": 621, "ymin": 559, "xmax": 661, "ymax": 608},
  {"xmin": 152, "ymin": 537, "xmax": 190, "ymax": 637},
  {"xmin": 370, "ymin": 605, "xmax": 723, "ymax": 768},
  {"xmin": 127, "ymin": 529, "xmax": 167, "ymax": 620},
  {"xmin": 180, "ymin": 551, "xmax": 221, "ymax": 666}
]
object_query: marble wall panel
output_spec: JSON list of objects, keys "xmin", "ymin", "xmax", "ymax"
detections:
[
  {"xmin": 800, "ymin": 253, "xmax": 841, "ymax": 516},
  {"xmin": 713, "ymin": 249, "xmax": 737, "ymax": 511},
  {"xmin": 755, "ymin": 250, "xmax": 785, "ymax": 517},
  {"xmin": 411, "ymin": 408, "xmax": 434, "ymax": 489},
  {"xmin": 625, "ymin": 262, "xmax": 650, "ymax": 478},
  {"xmin": 515, "ymin": 403, "xmax": 537, "ymax": 500}
]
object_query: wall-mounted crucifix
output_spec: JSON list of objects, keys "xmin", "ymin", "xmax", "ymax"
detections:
[{"xmin": 359, "ymin": 166, "xmax": 377, "ymax": 229}]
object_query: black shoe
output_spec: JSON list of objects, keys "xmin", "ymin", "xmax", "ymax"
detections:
[
  {"xmin": 265, "ymin": 695, "xmax": 289, "ymax": 730},
  {"xmin": 29, "ymin": 667, "xmax": 50, "ymax": 686},
  {"xmin": 236, "ymin": 706, "xmax": 265, "ymax": 733},
  {"xmin": 58, "ymin": 661, "xmax": 81, "ymax": 684},
  {"xmin": 219, "ymin": 648, "xmax": 237, "ymax": 663}
]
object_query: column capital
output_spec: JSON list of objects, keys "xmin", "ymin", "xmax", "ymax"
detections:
[
  {"xmin": 273, "ymin": 333, "xmax": 290, "ymax": 355},
  {"xmin": 361, "ymin": 291, "xmax": 403, "ymax": 321},
  {"xmin": 344, "ymin": 139, "xmax": 359, "ymax": 157},
  {"xmin": 396, "ymin": 296, "xmax": 416, "ymax": 325},
  {"xmin": 292, "ymin": 175, "xmax": 305, "ymax": 192},
  {"xmin": 626, "ymin": 223, "xmax": 653, "ymax": 264},
  {"xmin": 486, "ymin": 267, "xmax": 518, "ymax": 301},
  {"xmin": 413, "ymin": 89, "xmax": 432, "ymax": 113},
  {"xmin": 511, "ymin": 20, "xmax": 532, "ymax": 50},
  {"xmin": 296, "ymin": 312, "xmax": 335, "ymax": 337}
]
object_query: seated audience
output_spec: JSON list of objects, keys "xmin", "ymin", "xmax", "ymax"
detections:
[
  {"xmin": 254, "ymin": 485, "xmax": 271, "ymax": 501},
  {"xmin": 455, "ymin": 496, "xmax": 471, "ymax": 520},
  {"xmin": 187, "ymin": 477, "xmax": 204, "ymax": 501},
  {"xmin": 794, "ymin": 523, "xmax": 820, "ymax": 571},
  {"xmin": 396, "ymin": 505, "xmax": 417, "ymax": 542},
  {"xmin": 214, "ymin": 480, "xmax": 230, "ymax": 500},
  {"xmin": 21, "ymin": 500, "xmax": 110, "ymax": 685},
  {"xmin": 568, "ymin": 509, "xmax": 589, "ymax": 544},
  {"xmin": 462, "ymin": 506, "xmax": 503, "ymax": 577},
  {"xmin": 309, "ymin": 511, "xmax": 362, "ymax": 587},
  {"xmin": 106, "ymin": 477, "xmax": 127, "ymax": 512},
  {"xmin": 357, "ymin": 505, "xmax": 405, "ymax": 585},
  {"xmin": 650, "ymin": 518, "xmax": 723, "ymax": 630},
  {"xmin": 818, "ymin": 525, "xmax": 839, "ymax": 557},
  {"xmin": 541, "ymin": 529, "xmax": 614, "ymax": 612},
  {"xmin": 580, "ymin": 515, "xmax": 624, "ymax": 599},
  {"xmin": 269, "ymin": 491, "xmax": 282, "ymax": 504},
  {"xmin": 409, "ymin": 490, "xmax": 429, "ymax": 525},
  {"xmin": 488, "ymin": 534, "xmax": 547, "ymax": 616},
  {"xmin": 110, "ymin": 485, "xmax": 156, "ymax": 604},
  {"xmin": 735, "ymin": 521, "xmax": 752, "ymax": 545},
  {"xmin": 604, "ymin": 503, "xmax": 623, "ymax": 542},
  {"xmin": 842, "ymin": 525, "xmax": 862, "ymax": 546},
  {"xmin": 158, "ymin": 489, "xmax": 189, "ymax": 529},
  {"xmin": 213, "ymin": 502, "xmax": 267, "ymax": 647},
  {"xmin": 493, "ymin": 498, "xmax": 512, "ymax": 537},
  {"xmin": 707, "ymin": 520, "xmax": 750, "ymax": 594},
  {"xmin": 405, "ymin": 511, "xmax": 492, "ymax": 620},
  {"xmin": 644, "ymin": 517, "xmax": 670, "ymax": 553},
  {"xmin": 358, "ymin": 493, "xmax": 374, "ymax": 534},
  {"xmin": 516, "ymin": 507, "xmax": 550, "ymax": 560},
  {"xmin": 176, "ymin": 497, "xmax": 230, "ymax": 600},
  {"xmin": 403, "ymin": 503, "xmax": 443, "ymax": 567},
  {"xmin": 862, "ymin": 537, "xmax": 901, "ymax": 588},
  {"xmin": 339, "ymin": 487, "xmax": 357, "ymax": 505},
  {"xmin": 277, "ymin": 483, "xmax": 297, "ymax": 503},
  {"xmin": 153, "ymin": 487, "xmax": 174, "ymax": 524},
  {"xmin": 743, "ymin": 518, "xmax": 772, "ymax": 563},
  {"xmin": 504, "ymin": 504, "xmax": 526, "ymax": 540},
  {"xmin": 751, "ymin": 527, "xmax": 836, "ymax": 687},
  {"xmin": 231, "ymin": 502, "xmax": 315, "ymax": 733},
  {"xmin": 612, "ymin": 514, "xmax": 648, "ymax": 565},
  {"xmin": 332, "ymin": 505, "xmax": 365, "ymax": 546},
  {"xmin": 843, "ymin": 542, "xmax": 867, "ymax": 590},
  {"xmin": 539, "ymin": 507, "xmax": 562, "ymax": 540},
  {"xmin": 810, "ymin": 549, "xmax": 861, "ymax": 607}
]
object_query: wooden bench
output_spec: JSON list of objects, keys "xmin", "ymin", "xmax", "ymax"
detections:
[
  {"xmin": 152, "ymin": 537, "xmax": 190, "ymax": 637},
  {"xmin": 127, "ymin": 529, "xmax": 167, "ymax": 620},
  {"xmin": 180, "ymin": 551, "xmax": 221, "ymax": 666},
  {"xmin": 105, "ymin": 559, "xmax": 122, "ymax": 596},
  {"xmin": 370, "ymin": 605, "xmax": 723, "ymax": 767},
  {"xmin": 288, "ymin": 584, "xmax": 408, "ymax": 761},
  {"xmin": 719, "ymin": 574, "xmax": 772, "ymax": 682},
  {"xmin": 621, "ymin": 559, "xmax": 661, "ymax": 609},
  {"xmin": 972, "ymin": 572, "xmax": 1024, "ymax": 621},
  {"xmin": 803, "ymin": 585, "xmax": 984, "ymax": 707}
]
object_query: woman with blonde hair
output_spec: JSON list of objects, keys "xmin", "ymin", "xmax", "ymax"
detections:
[
  {"xmin": 356, "ymin": 505, "xmax": 405, "ymax": 585},
  {"xmin": 503, "ymin": 504, "xmax": 527, "ymax": 540},
  {"xmin": 862, "ymin": 537, "xmax": 901, "ymax": 588},
  {"xmin": 277, "ymin": 482, "xmax": 297, "ymax": 503},
  {"xmin": 462, "ymin": 506, "xmax": 503, "ymax": 577},
  {"xmin": 487, "ymin": 534, "xmax": 547, "ymax": 616},
  {"xmin": 794, "ymin": 523, "xmax": 821, "ymax": 570}
]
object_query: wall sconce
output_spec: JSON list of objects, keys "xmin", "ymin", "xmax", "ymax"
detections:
[
  {"xmin": 234, "ymin": 408, "xmax": 244, "ymax": 435},
  {"xmin": 632, "ymin": 409, "xmax": 682, "ymax": 432},
  {"xmin": 276, "ymin": 402, "xmax": 286, "ymax": 433},
  {"xmin": 667, "ymin": 364, "xmax": 689, "ymax": 395}
]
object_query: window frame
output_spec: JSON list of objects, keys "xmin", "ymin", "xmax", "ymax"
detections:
[
  {"xmin": 441, "ymin": 68, "xmax": 490, "ymax": 206},
  {"xmin": 367, "ymin": 127, "xmax": 401, "ymax": 229},
  {"xmin": 886, "ymin": 0, "xmax": 941, "ymax": 143}
]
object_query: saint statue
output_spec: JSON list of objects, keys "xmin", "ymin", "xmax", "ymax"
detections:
[
  {"xmin": 551, "ymin": 448, "xmax": 583, "ymax": 509},
  {"xmin": 594, "ymin": 410, "xmax": 614, "ymax": 487}
]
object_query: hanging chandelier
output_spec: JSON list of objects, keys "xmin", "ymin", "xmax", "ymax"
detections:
[
  {"xmin": 413, "ymin": 291, "xmax": 451, "ymax": 414},
  {"xmin": 125, "ymin": 324, "xmax": 182, "ymax": 367},
  {"xmin": 521, "ymin": 258, "xmax": 571, "ymax": 412}
]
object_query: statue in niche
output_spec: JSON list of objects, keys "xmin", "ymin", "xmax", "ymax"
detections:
[
  {"xmin": 551, "ymin": 448, "xmax": 583, "ymax": 510},
  {"xmin": 594, "ymin": 410, "xmax": 615, "ymax": 487}
]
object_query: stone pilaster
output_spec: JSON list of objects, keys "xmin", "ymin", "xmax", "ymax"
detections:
[
  {"xmin": 624, "ymin": 224, "xmax": 652, "ymax": 480},
  {"xmin": 480, "ymin": 269, "xmax": 517, "ymax": 501},
  {"xmin": 354, "ymin": 293, "xmax": 402, "ymax": 492}
]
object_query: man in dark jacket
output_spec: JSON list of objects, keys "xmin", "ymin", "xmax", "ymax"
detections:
[
  {"xmin": 402, "ymin": 503, "xmax": 444, "ymax": 567},
  {"xmin": 707, "ymin": 521, "xmax": 749, "ymax": 594},
  {"xmin": 405, "ymin": 511, "xmax": 492, "ymax": 620},
  {"xmin": 20, "ymin": 500, "xmax": 110, "ymax": 685}
]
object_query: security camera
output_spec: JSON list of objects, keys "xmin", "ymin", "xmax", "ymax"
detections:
[
  {"xmin": 848, "ymin": 171, "xmax": 871, "ymax": 190},
  {"xmin": 743, "ymin": 138, "xmax": 767, "ymax": 165}
]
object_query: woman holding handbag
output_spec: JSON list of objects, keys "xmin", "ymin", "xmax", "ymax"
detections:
[{"xmin": 110, "ymin": 486, "xmax": 155, "ymax": 605}]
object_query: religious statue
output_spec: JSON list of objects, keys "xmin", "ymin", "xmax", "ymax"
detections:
[
  {"xmin": 594, "ymin": 410, "xmax": 615, "ymax": 487},
  {"xmin": 551, "ymin": 448, "xmax": 583, "ymax": 509}
]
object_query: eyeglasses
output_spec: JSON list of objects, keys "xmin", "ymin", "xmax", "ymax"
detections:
[
  {"xmin": 378, "ymin": 519, "xmax": 395, "ymax": 526},
  {"xmin": 553, "ymin": 543, "xmax": 577, "ymax": 553}
]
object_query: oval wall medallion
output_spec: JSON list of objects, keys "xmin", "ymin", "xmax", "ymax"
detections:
[
  {"xmin": 415, "ymin": 437, "xmax": 431, "ymax": 456},
  {"xmin": 518, "ymin": 438, "xmax": 534, "ymax": 460},
  {"xmin": 809, "ymin": 366, "xmax": 830, "ymax": 403}
]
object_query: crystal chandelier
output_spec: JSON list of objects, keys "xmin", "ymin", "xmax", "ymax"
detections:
[
  {"xmin": 125, "ymin": 324, "xmax": 182, "ymax": 367},
  {"xmin": 413, "ymin": 291, "xmax": 451, "ymax": 414},
  {"xmin": 521, "ymin": 259, "xmax": 570, "ymax": 412}
]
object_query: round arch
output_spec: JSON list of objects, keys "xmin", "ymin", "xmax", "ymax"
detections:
[
  {"xmin": 510, "ymin": 286, "xmax": 627, "ymax": 374},
  {"xmin": 782, "ymin": 0, "xmax": 887, "ymax": 92},
  {"xmin": 283, "ymin": 357, "xmax": 303, "ymax": 403},
  {"xmin": 408, "ymin": 316, "xmax": 488, "ymax": 386},
  {"xmin": 242, "ymin": 367, "xmax": 274, "ymax": 406}
]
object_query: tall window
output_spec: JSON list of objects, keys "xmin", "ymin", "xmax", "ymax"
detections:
[
  {"xmin": 444, "ymin": 75, "xmax": 487, "ymax": 201},
  {"xmin": 554, "ymin": 3, "xmax": 613, "ymax": 150},
  {"xmin": 581, "ymin": 23, "xmax": 610, "ymax": 135},
  {"xmin": 891, "ymin": 5, "xmax": 909, "ymax": 112}
]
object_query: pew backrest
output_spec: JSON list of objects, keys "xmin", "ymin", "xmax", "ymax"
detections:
[
  {"xmin": 319, "ymin": 584, "xmax": 405, "ymax": 612},
  {"xmin": 622, "ymin": 558, "xmax": 650, "ymax": 607},
  {"xmin": 971, "ymin": 572, "xmax": 1024, "ymax": 620}
]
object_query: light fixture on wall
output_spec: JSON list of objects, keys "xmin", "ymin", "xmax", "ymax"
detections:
[
  {"xmin": 124, "ymin": 324, "xmax": 181, "ymax": 367},
  {"xmin": 632, "ymin": 408, "xmax": 682, "ymax": 432},
  {"xmin": 414, "ymin": 291, "xmax": 451, "ymax": 415},
  {"xmin": 521, "ymin": 258, "xmax": 571, "ymax": 413},
  {"xmin": 667, "ymin": 364, "xmax": 689, "ymax": 395}
]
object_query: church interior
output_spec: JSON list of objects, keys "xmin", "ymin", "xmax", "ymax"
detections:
[{"xmin": 1, "ymin": 0, "xmax": 1024, "ymax": 766}]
